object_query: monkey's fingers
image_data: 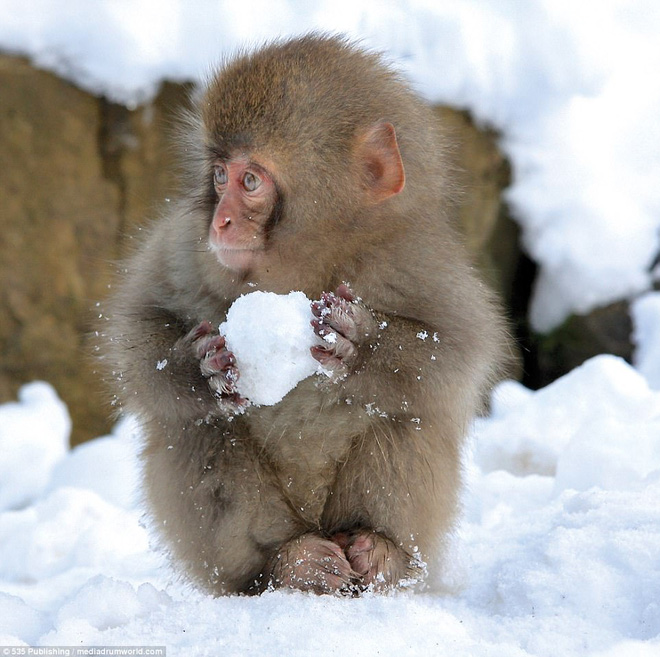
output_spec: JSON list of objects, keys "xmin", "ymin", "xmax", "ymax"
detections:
[
  {"xmin": 335, "ymin": 283, "xmax": 356, "ymax": 302},
  {"xmin": 310, "ymin": 335, "xmax": 356, "ymax": 376},
  {"xmin": 207, "ymin": 366, "xmax": 248, "ymax": 414},
  {"xmin": 311, "ymin": 292, "xmax": 352, "ymax": 328},
  {"xmin": 201, "ymin": 346, "xmax": 246, "ymax": 403},
  {"xmin": 215, "ymin": 391, "xmax": 249, "ymax": 415},
  {"xmin": 185, "ymin": 320, "xmax": 213, "ymax": 340},
  {"xmin": 311, "ymin": 319, "xmax": 356, "ymax": 354},
  {"xmin": 206, "ymin": 365, "xmax": 239, "ymax": 395},
  {"xmin": 184, "ymin": 320, "xmax": 227, "ymax": 360},
  {"xmin": 200, "ymin": 348, "xmax": 235, "ymax": 376},
  {"xmin": 194, "ymin": 334, "xmax": 226, "ymax": 360}
]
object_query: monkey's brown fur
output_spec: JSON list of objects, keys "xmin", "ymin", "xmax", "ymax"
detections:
[{"xmin": 101, "ymin": 34, "xmax": 508, "ymax": 595}]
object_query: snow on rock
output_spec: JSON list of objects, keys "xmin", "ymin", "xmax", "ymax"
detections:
[
  {"xmin": 0, "ymin": 381, "xmax": 70, "ymax": 511},
  {"xmin": 219, "ymin": 291, "xmax": 323, "ymax": 406},
  {"xmin": 1, "ymin": 2, "xmax": 659, "ymax": 329},
  {"xmin": 632, "ymin": 291, "xmax": 660, "ymax": 390}
]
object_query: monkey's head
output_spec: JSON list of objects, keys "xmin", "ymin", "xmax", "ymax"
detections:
[{"xmin": 185, "ymin": 34, "xmax": 445, "ymax": 284}]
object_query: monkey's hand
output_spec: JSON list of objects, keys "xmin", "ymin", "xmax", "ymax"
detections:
[
  {"xmin": 184, "ymin": 321, "xmax": 248, "ymax": 415},
  {"xmin": 311, "ymin": 284, "xmax": 377, "ymax": 379}
]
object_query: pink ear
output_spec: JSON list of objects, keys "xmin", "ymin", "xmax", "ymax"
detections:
[{"xmin": 357, "ymin": 122, "xmax": 406, "ymax": 203}]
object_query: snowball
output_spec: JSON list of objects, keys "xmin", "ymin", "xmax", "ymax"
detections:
[{"xmin": 219, "ymin": 291, "xmax": 323, "ymax": 406}]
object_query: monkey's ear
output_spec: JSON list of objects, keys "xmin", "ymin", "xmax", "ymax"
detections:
[{"xmin": 357, "ymin": 122, "xmax": 406, "ymax": 203}]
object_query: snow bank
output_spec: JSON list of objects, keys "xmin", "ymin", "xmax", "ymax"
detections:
[
  {"xmin": 45, "ymin": 414, "xmax": 142, "ymax": 509},
  {"xmin": 0, "ymin": 382, "xmax": 69, "ymax": 511},
  {"xmin": 472, "ymin": 355, "xmax": 660, "ymax": 492},
  {"xmin": 1, "ymin": 355, "xmax": 659, "ymax": 654}
]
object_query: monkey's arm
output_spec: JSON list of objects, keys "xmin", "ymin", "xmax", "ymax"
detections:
[
  {"xmin": 311, "ymin": 285, "xmax": 486, "ymax": 420},
  {"xmin": 312, "ymin": 286, "xmax": 476, "ymax": 588},
  {"xmin": 104, "ymin": 288, "xmax": 244, "ymax": 423}
]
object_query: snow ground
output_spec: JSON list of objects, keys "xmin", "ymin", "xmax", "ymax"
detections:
[{"xmin": 1, "ymin": 336, "xmax": 659, "ymax": 654}]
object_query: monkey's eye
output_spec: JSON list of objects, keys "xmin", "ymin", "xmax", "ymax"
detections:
[
  {"xmin": 213, "ymin": 165, "xmax": 228, "ymax": 188},
  {"xmin": 242, "ymin": 172, "xmax": 262, "ymax": 192}
]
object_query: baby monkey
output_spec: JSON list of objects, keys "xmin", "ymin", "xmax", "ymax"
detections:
[{"xmin": 102, "ymin": 34, "xmax": 508, "ymax": 595}]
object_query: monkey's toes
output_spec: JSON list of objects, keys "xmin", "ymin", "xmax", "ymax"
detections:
[
  {"xmin": 269, "ymin": 533, "xmax": 359, "ymax": 594},
  {"xmin": 343, "ymin": 530, "xmax": 411, "ymax": 591}
]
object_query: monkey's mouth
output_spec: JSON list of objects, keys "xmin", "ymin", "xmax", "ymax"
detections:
[{"xmin": 210, "ymin": 243, "xmax": 263, "ymax": 272}]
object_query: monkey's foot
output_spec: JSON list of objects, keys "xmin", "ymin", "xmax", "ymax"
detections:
[
  {"xmin": 311, "ymin": 284, "xmax": 376, "ymax": 377},
  {"xmin": 333, "ymin": 530, "xmax": 416, "ymax": 591},
  {"xmin": 187, "ymin": 321, "xmax": 248, "ymax": 414},
  {"xmin": 268, "ymin": 533, "xmax": 359, "ymax": 594}
]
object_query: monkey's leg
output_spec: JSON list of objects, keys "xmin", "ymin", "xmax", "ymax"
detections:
[
  {"xmin": 323, "ymin": 420, "xmax": 457, "ymax": 592},
  {"xmin": 267, "ymin": 532, "xmax": 360, "ymax": 594}
]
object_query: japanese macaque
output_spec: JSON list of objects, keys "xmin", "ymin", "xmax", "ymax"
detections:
[{"xmin": 101, "ymin": 34, "xmax": 508, "ymax": 595}]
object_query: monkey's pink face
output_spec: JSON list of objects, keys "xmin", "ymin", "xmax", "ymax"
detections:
[{"xmin": 208, "ymin": 156, "xmax": 278, "ymax": 272}]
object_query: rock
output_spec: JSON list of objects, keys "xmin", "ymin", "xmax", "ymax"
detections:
[
  {"xmin": 0, "ymin": 54, "xmax": 188, "ymax": 444},
  {"xmin": 530, "ymin": 301, "xmax": 633, "ymax": 389}
]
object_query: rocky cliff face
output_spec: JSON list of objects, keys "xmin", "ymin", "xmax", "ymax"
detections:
[
  {"xmin": 0, "ymin": 54, "xmax": 192, "ymax": 443},
  {"xmin": 2, "ymin": 52, "xmax": 621, "ymax": 445}
]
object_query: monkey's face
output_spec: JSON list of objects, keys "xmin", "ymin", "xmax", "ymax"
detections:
[{"xmin": 208, "ymin": 155, "xmax": 279, "ymax": 272}]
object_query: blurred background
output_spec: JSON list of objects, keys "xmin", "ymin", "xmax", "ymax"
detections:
[{"xmin": 1, "ymin": 0, "xmax": 658, "ymax": 444}]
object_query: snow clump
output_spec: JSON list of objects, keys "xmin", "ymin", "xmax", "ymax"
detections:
[{"xmin": 219, "ymin": 291, "xmax": 324, "ymax": 406}]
